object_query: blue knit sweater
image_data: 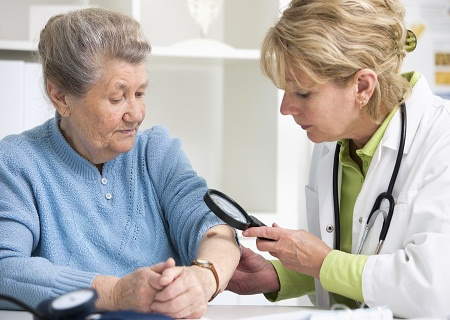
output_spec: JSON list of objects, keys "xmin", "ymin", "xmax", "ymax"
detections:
[{"xmin": 0, "ymin": 116, "xmax": 223, "ymax": 309}]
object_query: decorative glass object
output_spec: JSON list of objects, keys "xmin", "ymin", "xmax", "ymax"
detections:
[{"xmin": 186, "ymin": 0, "xmax": 224, "ymax": 37}]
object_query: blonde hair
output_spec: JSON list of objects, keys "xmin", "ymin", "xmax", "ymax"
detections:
[
  {"xmin": 38, "ymin": 7, "xmax": 151, "ymax": 98},
  {"xmin": 261, "ymin": 0, "xmax": 412, "ymax": 123}
]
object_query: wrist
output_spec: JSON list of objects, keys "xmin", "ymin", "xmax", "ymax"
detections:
[
  {"xmin": 267, "ymin": 261, "xmax": 281, "ymax": 293},
  {"xmin": 91, "ymin": 275, "xmax": 120, "ymax": 310},
  {"xmin": 191, "ymin": 259, "xmax": 220, "ymax": 301}
]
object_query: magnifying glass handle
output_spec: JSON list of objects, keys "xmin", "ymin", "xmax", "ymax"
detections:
[
  {"xmin": 248, "ymin": 215, "xmax": 274, "ymax": 241},
  {"xmin": 248, "ymin": 215, "xmax": 266, "ymax": 227}
]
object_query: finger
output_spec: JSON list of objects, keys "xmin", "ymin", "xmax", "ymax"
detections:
[
  {"xmin": 151, "ymin": 257, "xmax": 176, "ymax": 274},
  {"xmin": 240, "ymin": 246, "xmax": 254, "ymax": 258},
  {"xmin": 154, "ymin": 273, "xmax": 189, "ymax": 302},
  {"xmin": 152, "ymin": 296, "xmax": 199, "ymax": 319},
  {"xmin": 272, "ymin": 222, "xmax": 280, "ymax": 228},
  {"xmin": 255, "ymin": 238, "xmax": 277, "ymax": 252},
  {"xmin": 243, "ymin": 226, "xmax": 280, "ymax": 240},
  {"xmin": 159, "ymin": 266, "xmax": 184, "ymax": 286},
  {"xmin": 269, "ymin": 251, "xmax": 279, "ymax": 259},
  {"xmin": 146, "ymin": 270, "xmax": 165, "ymax": 290}
]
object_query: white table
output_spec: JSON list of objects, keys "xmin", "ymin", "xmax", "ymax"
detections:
[{"xmin": 0, "ymin": 305, "xmax": 314, "ymax": 320}]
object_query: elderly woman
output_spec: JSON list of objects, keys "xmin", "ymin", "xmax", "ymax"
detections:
[
  {"xmin": 226, "ymin": 0, "xmax": 450, "ymax": 318},
  {"xmin": 0, "ymin": 8, "xmax": 239, "ymax": 319}
]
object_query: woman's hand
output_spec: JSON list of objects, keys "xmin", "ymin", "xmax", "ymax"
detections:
[
  {"xmin": 242, "ymin": 223, "xmax": 332, "ymax": 279},
  {"xmin": 111, "ymin": 258, "xmax": 176, "ymax": 312},
  {"xmin": 92, "ymin": 258, "xmax": 176, "ymax": 312},
  {"xmin": 149, "ymin": 265, "xmax": 217, "ymax": 319},
  {"xmin": 226, "ymin": 245, "xmax": 280, "ymax": 295},
  {"xmin": 148, "ymin": 224, "xmax": 240, "ymax": 318}
]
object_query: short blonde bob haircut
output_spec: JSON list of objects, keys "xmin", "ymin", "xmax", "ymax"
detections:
[{"xmin": 261, "ymin": 0, "xmax": 412, "ymax": 123}]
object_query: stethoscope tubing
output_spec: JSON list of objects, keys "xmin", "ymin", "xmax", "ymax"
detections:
[{"xmin": 333, "ymin": 103, "xmax": 407, "ymax": 254}]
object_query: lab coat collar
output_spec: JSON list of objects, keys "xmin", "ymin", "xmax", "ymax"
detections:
[{"xmin": 379, "ymin": 74, "xmax": 433, "ymax": 155}]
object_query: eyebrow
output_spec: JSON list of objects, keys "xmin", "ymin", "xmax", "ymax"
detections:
[{"xmin": 112, "ymin": 81, "xmax": 149, "ymax": 91}]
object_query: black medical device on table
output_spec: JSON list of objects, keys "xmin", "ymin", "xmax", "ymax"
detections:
[
  {"xmin": 0, "ymin": 289, "xmax": 171, "ymax": 320},
  {"xmin": 333, "ymin": 103, "xmax": 407, "ymax": 254}
]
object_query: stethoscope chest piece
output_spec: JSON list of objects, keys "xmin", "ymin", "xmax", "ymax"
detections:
[{"xmin": 357, "ymin": 208, "xmax": 388, "ymax": 254}]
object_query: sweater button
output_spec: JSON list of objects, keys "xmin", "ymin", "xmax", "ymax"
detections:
[
  {"xmin": 105, "ymin": 193, "xmax": 112, "ymax": 200},
  {"xmin": 101, "ymin": 177, "xmax": 108, "ymax": 185}
]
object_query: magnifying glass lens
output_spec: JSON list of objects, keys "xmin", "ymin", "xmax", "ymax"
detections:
[
  {"xmin": 204, "ymin": 189, "xmax": 274, "ymax": 241},
  {"xmin": 210, "ymin": 194, "xmax": 247, "ymax": 224}
]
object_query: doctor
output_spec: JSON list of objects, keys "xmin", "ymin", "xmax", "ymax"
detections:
[{"xmin": 226, "ymin": 0, "xmax": 450, "ymax": 318}]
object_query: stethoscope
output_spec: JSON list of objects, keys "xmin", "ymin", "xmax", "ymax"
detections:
[{"xmin": 333, "ymin": 103, "xmax": 407, "ymax": 254}]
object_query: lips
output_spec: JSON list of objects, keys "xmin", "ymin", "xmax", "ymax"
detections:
[
  {"xmin": 293, "ymin": 119, "xmax": 311, "ymax": 130},
  {"xmin": 118, "ymin": 128, "xmax": 136, "ymax": 134}
]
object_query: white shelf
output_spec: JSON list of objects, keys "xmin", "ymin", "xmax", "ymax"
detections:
[
  {"xmin": 152, "ymin": 46, "xmax": 259, "ymax": 60},
  {"xmin": 0, "ymin": 40, "xmax": 259, "ymax": 61},
  {"xmin": 0, "ymin": 40, "xmax": 36, "ymax": 51}
]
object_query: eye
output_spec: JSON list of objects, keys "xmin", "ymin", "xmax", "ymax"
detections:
[
  {"xmin": 110, "ymin": 97, "xmax": 123, "ymax": 104},
  {"xmin": 135, "ymin": 91, "xmax": 146, "ymax": 99},
  {"xmin": 296, "ymin": 92, "xmax": 310, "ymax": 99}
]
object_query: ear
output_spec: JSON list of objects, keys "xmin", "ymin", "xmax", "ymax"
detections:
[
  {"xmin": 47, "ymin": 80, "xmax": 71, "ymax": 117},
  {"xmin": 354, "ymin": 69, "xmax": 377, "ymax": 107}
]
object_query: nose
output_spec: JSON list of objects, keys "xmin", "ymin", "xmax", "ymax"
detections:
[
  {"xmin": 280, "ymin": 92, "xmax": 298, "ymax": 116},
  {"xmin": 123, "ymin": 97, "xmax": 145, "ymax": 123}
]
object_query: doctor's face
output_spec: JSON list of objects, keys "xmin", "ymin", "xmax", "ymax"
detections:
[{"xmin": 280, "ymin": 69, "xmax": 361, "ymax": 144}]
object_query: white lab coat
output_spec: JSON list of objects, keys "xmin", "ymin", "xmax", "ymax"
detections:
[{"xmin": 305, "ymin": 75, "xmax": 450, "ymax": 318}]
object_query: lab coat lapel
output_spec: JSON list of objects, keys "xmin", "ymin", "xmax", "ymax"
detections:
[
  {"xmin": 317, "ymin": 142, "xmax": 337, "ymax": 248},
  {"xmin": 313, "ymin": 142, "xmax": 337, "ymax": 309}
]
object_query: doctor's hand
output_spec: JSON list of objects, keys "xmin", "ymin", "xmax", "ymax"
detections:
[
  {"xmin": 242, "ymin": 224, "xmax": 332, "ymax": 279},
  {"xmin": 226, "ymin": 245, "xmax": 280, "ymax": 295},
  {"xmin": 150, "ymin": 264, "xmax": 217, "ymax": 319}
]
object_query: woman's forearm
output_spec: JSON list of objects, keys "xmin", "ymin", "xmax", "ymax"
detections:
[{"xmin": 195, "ymin": 224, "xmax": 240, "ymax": 294}]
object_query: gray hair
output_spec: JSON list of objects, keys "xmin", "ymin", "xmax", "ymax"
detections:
[{"xmin": 38, "ymin": 7, "xmax": 151, "ymax": 98}]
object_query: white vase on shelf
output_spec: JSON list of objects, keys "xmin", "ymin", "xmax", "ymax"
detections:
[
  {"xmin": 171, "ymin": 0, "xmax": 234, "ymax": 54},
  {"xmin": 186, "ymin": 0, "xmax": 224, "ymax": 37}
]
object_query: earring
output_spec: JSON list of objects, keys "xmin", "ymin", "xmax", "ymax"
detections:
[{"xmin": 359, "ymin": 99, "xmax": 366, "ymax": 109}]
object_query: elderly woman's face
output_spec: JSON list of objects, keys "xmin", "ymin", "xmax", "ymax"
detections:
[
  {"xmin": 280, "ymin": 69, "xmax": 365, "ymax": 145},
  {"xmin": 61, "ymin": 60, "xmax": 147, "ymax": 165}
]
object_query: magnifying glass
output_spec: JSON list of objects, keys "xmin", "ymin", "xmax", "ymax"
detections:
[{"xmin": 204, "ymin": 189, "xmax": 272, "ymax": 240}]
